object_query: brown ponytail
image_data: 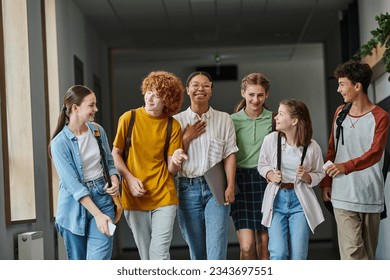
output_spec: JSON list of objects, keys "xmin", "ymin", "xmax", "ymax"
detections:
[{"xmin": 48, "ymin": 85, "xmax": 93, "ymax": 158}]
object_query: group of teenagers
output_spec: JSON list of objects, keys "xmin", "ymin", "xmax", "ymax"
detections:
[{"xmin": 49, "ymin": 60, "xmax": 389, "ymax": 260}]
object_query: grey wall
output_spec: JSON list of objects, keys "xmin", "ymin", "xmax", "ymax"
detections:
[
  {"xmin": 56, "ymin": 0, "xmax": 112, "ymax": 139},
  {"xmin": 0, "ymin": 0, "xmax": 56, "ymax": 260},
  {"xmin": 0, "ymin": 0, "xmax": 113, "ymax": 259}
]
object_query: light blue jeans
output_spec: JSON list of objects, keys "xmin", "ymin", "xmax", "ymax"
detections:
[
  {"xmin": 56, "ymin": 177, "xmax": 115, "ymax": 260},
  {"xmin": 177, "ymin": 176, "xmax": 230, "ymax": 260},
  {"xmin": 124, "ymin": 205, "xmax": 177, "ymax": 260},
  {"xmin": 268, "ymin": 188, "xmax": 310, "ymax": 260}
]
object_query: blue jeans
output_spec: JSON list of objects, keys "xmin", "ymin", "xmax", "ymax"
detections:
[
  {"xmin": 268, "ymin": 189, "xmax": 310, "ymax": 260},
  {"xmin": 177, "ymin": 176, "xmax": 230, "ymax": 260},
  {"xmin": 56, "ymin": 177, "xmax": 115, "ymax": 260}
]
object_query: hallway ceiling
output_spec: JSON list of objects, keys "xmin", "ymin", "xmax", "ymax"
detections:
[{"xmin": 73, "ymin": 0, "xmax": 355, "ymax": 62}]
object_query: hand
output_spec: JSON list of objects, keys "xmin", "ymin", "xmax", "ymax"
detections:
[
  {"xmin": 172, "ymin": 148, "xmax": 188, "ymax": 166},
  {"xmin": 296, "ymin": 165, "xmax": 311, "ymax": 184},
  {"xmin": 104, "ymin": 181, "xmax": 120, "ymax": 196},
  {"xmin": 271, "ymin": 170, "xmax": 282, "ymax": 184},
  {"xmin": 183, "ymin": 120, "xmax": 206, "ymax": 142},
  {"xmin": 325, "ymin": 162, "xmax": 345, "ymax": 178},
  {"xmin": 224, "ymin": 186, "xmax": 235, "ymax": 206},
  {"xmin": 321, "ymin": 186, "xmax": 331, "ymax": 201},
  {"xmin": 126, "ymin": 175, "xmax": 146, "ymax": 197},
  {"xmin": 95, "ymin": 212, "xmax": 113, "ymax": 237}
]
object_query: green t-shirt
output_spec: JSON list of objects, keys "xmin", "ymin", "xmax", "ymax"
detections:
[{"xmin": 231, "ymin": 107, "xmax": 273, "ymax": 168}]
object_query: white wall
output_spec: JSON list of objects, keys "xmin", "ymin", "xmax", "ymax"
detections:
[
  {"xmin": 55, "ymin": 0, "xmax": 112, "ymax": 137},
  {"xmin": 358, "ymin": 0, "xmax": 390, "ymax": 260}
]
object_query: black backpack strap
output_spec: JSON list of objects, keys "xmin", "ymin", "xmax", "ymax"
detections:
[
  {"xmin": 335, "ymin": 102, "xmax": 352, "ymax": 154},
  {"xmin": 278, "ymin": 131, "xmax": 308, "ymax": 168},
  {"xmin": 122, "ymin": 110, "xmax": 172, "ymax": 164},
  {"xmin": 164, "ymin": 116, "xmax": 173, "ymax": 164},
  {"xmin": 123, "ymin": 109, "xmax": 136, "ymax": 162},
  {"xmin": 277, "ymin": 132, "xmax": 282, "ymax": 170},
  {"xmin": 300, "ymin": 145, "xmax": 308, "ymax": 166},
  {"xmin": 92, "ymin": 124, "xmax": 112, "ymax": 187}
]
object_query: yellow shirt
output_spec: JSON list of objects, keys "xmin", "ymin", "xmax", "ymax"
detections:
[{"xmin": 113, "ymin": 107, "xmax": 182, "ymax": 210}]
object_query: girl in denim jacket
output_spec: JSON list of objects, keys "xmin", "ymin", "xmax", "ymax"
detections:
[{"xmin": 49, "ymin": 85, "xmax": 120, "ymax": 260}]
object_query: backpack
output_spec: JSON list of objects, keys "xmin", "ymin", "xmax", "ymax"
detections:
[{"xmin": 335, "ymin": 102, "xmax": 352, "ymax": 154}]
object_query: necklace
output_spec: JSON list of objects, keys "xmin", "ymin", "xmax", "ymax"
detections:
[{"xmin": 348, "ymin": 115, "xmax": 361, "ymax": 128}]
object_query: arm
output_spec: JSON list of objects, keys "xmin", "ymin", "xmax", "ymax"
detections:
[
  {"xmin": 97, "ymin": 124, "xmax": 121, "ymax": 196},
  {"xmin": 258, "ymin": 133, "xmax": 279, "ymax": 183},
  {"xmin": 297, "ymin": 141, "xmax": 325, "ymax": 187},
  {"xmin": 223, "ymin": 153, "xmax": 236, "ymax": 205},
  {"xmin": 320, "ymin": 108, "xmax": 340, "ymax": 190},
  {"xmin": 168, "ymin": 149, "xmax": 188, "ymax": 175},
  {"xmin": 166, "ymin": 120, "xmax": 187, "ymax": 175},
  {"xmin": 326, "ymin": 109, "xmax": 389, "ymax": 178},
  {"xmin": 112, "ymin": 147, "xmax": 145, "ymax": 197},
  {"xmin": 50, "ymin": 139, "xmax": 90, "ymax": 201},
  {"xmin": 79, "ymin": 195, "xmax": 112, "ymax": 236}
]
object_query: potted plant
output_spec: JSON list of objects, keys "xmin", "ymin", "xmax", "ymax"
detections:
[{"xmin": 354, "ymin": 12, "xmax": 390, "ymax": 81}]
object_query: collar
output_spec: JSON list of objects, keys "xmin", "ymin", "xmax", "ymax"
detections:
[
  {"xmin": 238, "ymin": 107, "xmax": 270, "ymax": 120},
  {"xmin": 187, "ymin": 106, "xmax": 214, "ymax": 120},
  {"xmin": 64, "ymin": 122, "xmax": 94, "ymax": 140}
]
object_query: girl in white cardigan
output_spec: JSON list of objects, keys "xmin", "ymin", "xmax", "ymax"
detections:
[{"xmin": 257, "ymin": 99, "xmax": 325, "ymax": 260}]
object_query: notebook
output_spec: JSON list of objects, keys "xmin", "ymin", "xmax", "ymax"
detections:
[{"xmin": 204, "ymin": 161, "xmax": 239, "ymax": 205}]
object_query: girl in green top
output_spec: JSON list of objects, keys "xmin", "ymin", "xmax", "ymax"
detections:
[{"xmin": 230, "ymin": 73, "xmax": 274, "ymax": 260}]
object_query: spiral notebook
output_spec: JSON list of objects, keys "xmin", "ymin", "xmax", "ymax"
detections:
[{"xmin": 204, "ymin": 161, "xmax": 239, "ymax": 205}]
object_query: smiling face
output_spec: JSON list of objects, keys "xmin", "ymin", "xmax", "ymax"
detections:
[
  {"xmin": 241, "ymin": 84, "xmax": 268, "ymax": 114},
  {"xmin": 337, "ymin": 77, "xmax": 359, "ymax": 103},
  {"xmin": 144, "ymin": 89, "xmax": 165, "ymax": 116},
  {"xmin": 186, "ymin": 74, "xmax": 213, "ymax": 104},
  {"xmin": 73, "ymin": 92, "xmax": 98, "ymax": 122},
  {"xmin": 275, "ymin": 104, "xmax": 297, "ymax": 133}
]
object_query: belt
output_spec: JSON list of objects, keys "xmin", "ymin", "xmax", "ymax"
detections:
[
  {"xmin": 84, "ymin": 176, "xmax": 105, "ymax": 188},
  {"xmin": 279, "ymin": 183, "xmax": 294, "ymax": 189},
  {"xmin": 178, "ymin": 176, "xmax": 206, "ymax": 184}
]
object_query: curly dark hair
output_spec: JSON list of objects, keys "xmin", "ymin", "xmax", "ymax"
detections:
[
  {"xmin": 334, "ymin": 60, "xmax": 372, "ymax": 93},
  {"xmin": 141, "ymin": 71, "xmax": 184, "ymax": 116}
]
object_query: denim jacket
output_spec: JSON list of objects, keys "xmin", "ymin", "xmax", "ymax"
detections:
[{"xmin": 50, "ymin": 122, "xmax": 120, "ymax": 235}]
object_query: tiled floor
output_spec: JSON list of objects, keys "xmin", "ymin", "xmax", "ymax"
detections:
[{"xmin": 115, "ymin": 240, "xmax": 340, "ymax": 260}]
